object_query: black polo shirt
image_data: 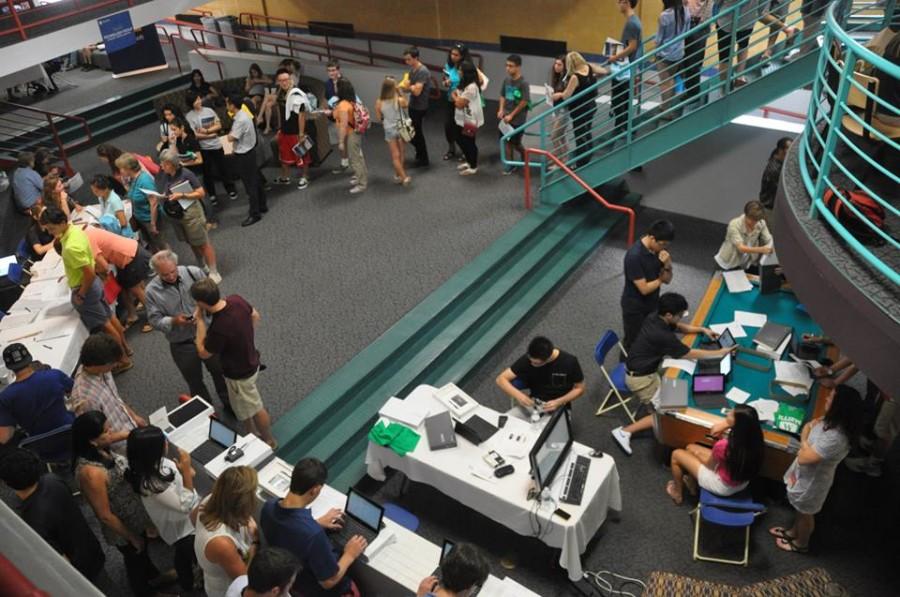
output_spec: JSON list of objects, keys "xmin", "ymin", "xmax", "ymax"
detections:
[
  {"xmin": 626, "ymin": 314, "xmax": 690, "ymax": 375},
  {"xmin": 510, "ymin": 350, "xmax": 584, "ymax": 401},
  {"xmin": 621, "ymin": 239, "xmax": 663, "ymax": 315}
]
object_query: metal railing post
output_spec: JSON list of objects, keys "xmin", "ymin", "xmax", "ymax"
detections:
[
  {"xmin": 539, "ymin": 115, "xmax": 546, "ymax": 189},
  {"xmin": 368, "ymin": 39, "xmax": 374, "ymax": 65},
  {"xmin": 626, "ymin": 65, "xmax": 635, "ymax": 143},
  {"xmin": 46, "ymin": 114, "xmax": 72, "ymax": 177},
  {"xmin": 524, "ymin": 150, "xmax": 533, "ymax": 210},
  {"xmin": 7, "ymin": 0, "xmax": 27, "ymax": 40}
]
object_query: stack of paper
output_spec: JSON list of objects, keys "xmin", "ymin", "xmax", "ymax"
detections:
[
  {"xmin": 749, "ymin": 398, "xmax": 780, "ymax": 422},
  {"xmin": 723, "ymin": 269, "xmax": 753, "ymax": 293},
  {"xmin": 726, "ymin": 387, "xmax": 751, "ymax": 404},
  {"xmin": 734, "ymin": 310, "xmax": 767, "ymax": 328},
  {"xmin": 662, "ymin": 358, "xmax": 697, "ymax": 375},
  {"xmin": 378, "ymin": 397, "xmax": 430, "ymax": 428},
  {"xmin": 711, "ymin": 321, "xmax": 747, "ymax": 338},
  {"xmin": 774, "ymin": 361, "xmax": 814, "ymax": 397}
]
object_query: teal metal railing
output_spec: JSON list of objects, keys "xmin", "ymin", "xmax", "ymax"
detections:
[
  {"xmin": 500, "ymin": 0, "xmax": 890, "ymax": 190},
  {"xmin": 799, "ymin": 3, "xmax": 899, "ymax": 285}
]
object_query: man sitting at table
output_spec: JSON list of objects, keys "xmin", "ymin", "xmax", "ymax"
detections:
[
  {"xmin": 260, "ymin": 457, "xmax": 367, "ymax": 597},
  {"xmin": 0, "ymin": 343, "xmax": 74, "ymax": 451},
  {"xmin": 611, "ymin": 293, "xmax": 736, "ymax": 456},
  {"xmin": 39, "ymin": 207, "xmax": 132, "ymax": 371},
  {"xmin": 416, "ymin": 542, "xmax": 490, "ymax": 597},
  {"xmin": 713, "ymin": 200, "xmax": 774, "ymax": 273},
  {"xmin": 495, "ymin": 336, "xmax": 585, "ymax": 418}
]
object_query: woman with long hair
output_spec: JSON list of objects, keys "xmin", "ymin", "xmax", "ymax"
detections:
[
  {"xmin": 548, "ymin": 54, "xmax": 569, "ymax": 164},
  {"xmin": 375, "ymin": 76, "xmax": 412, "ymax": 186},
  {"xmin": 188, "ymin": 68, "xmax": 219, "ymax": 105},
  {"xmin": 170, "ymin": 118, "xmax": 220, "ymax": 228},
  {"xmin": 441, "ymin": 44, "xmax": 470, "ymax": 161},
  {"xmin": 96, "ymin": 143, "xmax": 127, "ymax": 195},
  {"xmin": 72, "ymin": 411, "xmax": 165, "ymax": 596},
  {"xmin": 772, "ymin": 385, "xmax": 862, "ymax": 553},
  {"xmin": 157, "ymin": 103, "xmax": 184, "ymax": 153},
  {"xmin": 655, "ymin": 0, "xmax": 691, "ymax": 119},
  {"xmin": 335, "ymin": 79, "xmax": 367, "ymax": 194},
  {"xmin": 666, "ymin": 404, "xmax": 764, "ymax": 504},
  {"xmin": 194, "ymin": 465, "xmax": 260, "ymax": 596},
  {"xmin": 125, "ymin": 426, "xmax": 199, "ymax": 592},
  {"xmin": 551, "ymin": 52, "xmax": 607, "ymax": 169},
  {"xmin": 452, "ymin": 61, "xmax": 485, "ymax": 176},
  {"xmin": 42, "ymin": 172, "xmax": 78, "ymax": 219},
  {"xmin": 244, "ymin": 62, "xmax": 272, "ymax": 108}
]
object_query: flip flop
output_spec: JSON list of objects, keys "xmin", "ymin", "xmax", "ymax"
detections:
[
  {"xmin": 682, "ymin": 475, "xmax": 698, "ymax": 496},
  {"xmin": 776, "ymin": 536, "xmax": 808, "ymax": 553},
  {"xmin": 665, "ymin": 480, "xmax": 683, "ymax": 505},
  {"xmin": 769, "ymin": 526, "xmax": 794, "ymax": 540}
]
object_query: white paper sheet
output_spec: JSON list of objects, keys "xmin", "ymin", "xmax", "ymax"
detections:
[
  {"xmin": 726, "ymin": 387, "xmax": 751, "ymax": 404},
  {"xmin": 710, "ymin": 321, "xmax": 747, "ymax": 338},
  {"xmin": 775, "ymin": 361, "xmax": 813, "ymax": 390},
  {"xmin": 749, "ymin": 398, "xmax": 780, "ymax": 422},
  {"xmin": 720, "ymin": 353, "xmax": 732, "ymax": 375},
  {"xmin": 790, "ymin": 354, "xmax": 823, "ymax": 371},
  {"xmin": 498, "ymin": 121, "xmax": 515, "ymax": 136},
  {"xmin": 723, "ymin": 269, "xmax": 753, "ymax": 293},
  {"xmin": 760, "ymin": 247, "xmax": 779, "ymax": 266},
  {"xmin": 734, "ymin": 310, "xmax": 768, "ymax": 328},
  {"xmin": 378, "ymin": 396, "xmax": 430, "ymax": 428},
  {"xmin": 662, "ymin": 358, "xmax": 697, "ymax": 375}
]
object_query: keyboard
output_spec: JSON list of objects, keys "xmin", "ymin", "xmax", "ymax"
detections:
[
  {"xmin": 560, "ymin": 455, "xmax": 591, "ymax": 506},
  {"xmin": 330, "ymin": 517, "xmax": 380, "ymax": 561},
  {"xmin": 190, "ymin": 439, "xmax": 226, "ymax": 465}
]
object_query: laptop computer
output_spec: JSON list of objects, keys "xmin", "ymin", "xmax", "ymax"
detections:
[
  {"xmin": 190, "ymin": 418, "xmax": 238, "ymax": 465},
  {"xmin": 425, "ymin": 411, "xmax": 457, "ymax": 450},
  {"xmin": 656, "ymin": 378, "xmax": 689, "ymax": 411},
  {"xmin": 329, "ymin": 489, "xmax": 384, "ymax": 557}
]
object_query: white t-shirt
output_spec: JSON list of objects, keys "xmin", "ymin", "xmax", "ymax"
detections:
[
  {"xmin": 454, "ymin": 83, "xmax": 484, "ymax": 128},
  {"xmin": 139, "ymin": 457, "xmax": 199, "ymax": 545},
  {"xmin": 224, "ymin": 575, "xmax": 248, "ymax": 597},
  {"xmin": 186, "ymin": 108, "xmax": 224, "ymax": 151}
]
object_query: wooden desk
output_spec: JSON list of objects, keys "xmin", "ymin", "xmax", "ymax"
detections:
[{"xmin": 656, "ymin": 273, "xmax": 836, "ymax": 480}]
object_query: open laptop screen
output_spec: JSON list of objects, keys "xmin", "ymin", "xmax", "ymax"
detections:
[
  {"xmin": 717, "ymin": 329, "xmax": 736, "ymax": 349},
  {"xmin": 209, "ymin": 418, "xmax": 237, "ymax": 447},
  {"xmin": 346, "ymin": 490, "xmax": 382, "ymax": 531},
  {"xmin": 693, "ymin": 375, "xmax": 725, "ymax": 394}
]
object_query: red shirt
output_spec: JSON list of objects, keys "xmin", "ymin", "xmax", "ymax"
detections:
[
  {"xmin": 204, "ymin": 295, "xmax": 259, "ymax": 379},
  {"xmin": 712, "ymin": 439, "xmax": 741, "ymax": 487}
]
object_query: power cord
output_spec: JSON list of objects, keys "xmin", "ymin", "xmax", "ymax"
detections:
[{"xmin": 583, "ymin": 570, "xmax": 647, "ymax": 597}]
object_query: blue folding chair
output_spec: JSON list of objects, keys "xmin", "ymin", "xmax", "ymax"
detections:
[
  {"xmin": 15, "ymin": 238, "xmax": 31, "ymax": 262},
  {"xmin": 593, "ymin": 330, "xmax": 635, "ymax": 422},
  {"xmin": 19, "ymin": 423, "xmax": 73, "ymax": 469},
  {"xmin": 383, "ymin": 503, "xmax": 420, "ymax": 532},
  {"xmin": 6, "ymin": 263, "xmax": 27, "ymax": 289},
  {"xmin": 692, "ymin": 489, "xmax": 766, "ymax": 566}
]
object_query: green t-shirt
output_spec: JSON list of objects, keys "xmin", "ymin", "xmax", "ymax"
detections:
[{"xmin": 61, "ymin": 224, "xmax": 94, "ymax": 288}]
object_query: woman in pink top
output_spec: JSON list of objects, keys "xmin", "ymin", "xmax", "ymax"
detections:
[{"xmin": 666, "ymin": 404, "xmax": 764, "ymax": 504}]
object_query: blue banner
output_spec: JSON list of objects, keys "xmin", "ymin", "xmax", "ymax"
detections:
[{"xmin": 98, "ymin": 11, "xmax": 136, "ymax": 54}]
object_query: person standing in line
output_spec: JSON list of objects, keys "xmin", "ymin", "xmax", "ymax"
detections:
[
  {"xmin": 548, "ymin": 55, "xmax": 570, "ymax": 164},
  {"xmin": 273, "ymin": 67, "xmax": 313, "ymax": 190},
  {"xmin": 70, "ymin": 333, "xmax": 146, "ymax": 454},
  {"xmin": 90, "ymin": 174, "xmax": 132, "ymax": 236},
  {"xmin": 144, "ymin": 249, "xmax": 232, "ymax": 414},
  {"xmin": 498, "ymin": 54, "xmax": 531, "ymax": 175},
  {"xmin": 441, "ymin": 44, "xmax": 468, "ymax": 161},
  {"xmin": 157, "ymin": 103, "xmax": 184, "ymax": 153},
  {"xmin": 194, "ymin": 466, "xmax": 260, "ymax": 597},
  {"xmin": 682, "ymin": 0, "xmax": 713, "ymax": 105},
  {"xmin": 610, "ymin": 293, "xmax": 735, "ymax": 456},
  {"xmin": 11, "ymin": 152, "xmax": 44, "ymax": 212},
  {"xmin": 39, "ymin": 207, "xmax": 133, "ymax": 368},
  {"xmin": 713, "ymin": 200, "xmax": 774, "ymax": 272},
  {"xmin": 552, "ymin": 52, "xmax": 606, "ymax": 169},
  {"xmin": 655, "ymin": 0, "xmax": 691, "ymax": 119},
  {"xmin": 225, "ymin": 94, "xmax": 268, "ymax": 227},
  {"xmin": 72, "ymin": 411, "xmax": 168, "ymax": 596},
  {"xmin": 376, "ymin": 76, "xmax": 412, "ymax": 186},
  {"xmin": 0, "ymin": 448, "xmax": 106, "ymax": 582},
  {"xmin": 125, "ymin": 426, "xmax": 200, "ymax": 593},
  {"xmin": 191, "ymin": 278, "xmax": 276, "ymax": 448},
  {"xmin": 771, "ymin": 385, "xmax": 862, "ymax": 553},
  {"xmin": 400, "ymin": 46, "xmax": 432, "ymax": 168},
  {"xmin": 188, "ymin": 69, "xmax": 220, "ymax": 106},
  {"xmin": 117, "ymin": 154, "xmax": 165, "ymax": 252},
  {"xmin": 452, "ymin": 61, "xmax": 485, "ymax": 176},
  {"xmin": 335, "ymin": 79, "xmax": 368, "ymax": 195},
  {"xmin": 169, "ymin": 118, "xmax": 218, "ymax": 228},
  {"xmin": 609, "ymin": 0, "xmax": 643, "ymax": 132},
  {"xmin": 156, "ymin": 149, "xmax": 222, "ymax": 282},
  {"xmin": 619, "ymin": 219, "xmax": 675, "ymax": 353},
  {"xmin": 323, "ymin": 60, "xmax": 350, "ymax": 174},
  {"xmin": 185, "ymin": 89, "xmax": 239, "ymax": 207},
  {"xmin": 759, "ymin": 137, "xmax": 793, "ymax": 212}
]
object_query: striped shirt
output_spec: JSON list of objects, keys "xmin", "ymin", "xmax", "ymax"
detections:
[{"xmin": 70, "ymin": 367, "xmax": 135, "ymax": 453}]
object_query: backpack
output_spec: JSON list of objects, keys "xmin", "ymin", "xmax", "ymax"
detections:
[
  {"xmin": 822, "ymin": 187, "xmax": 887, "ymax": 246},
  {"xmin": 352, "ymin": 101, "xmax": 371, "ymax": 134},
  {"xmin": 135, "ymin": 153, "xmax": 160, "ymax": 176}
]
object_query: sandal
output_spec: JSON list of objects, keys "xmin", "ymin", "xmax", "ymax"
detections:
[
  {"xmin": 775, "ymin": 536, "xmax": 808, "ymax": 553},
  {"xmin": 442, "ymin": 151, "xmax": 455, "ymax": 161},
  {"xmin": 141, "ymin": 323, "xmax": 153, "ymax": 333},
  {"xmin": 768, "ymin": 526, "xmax": 794, "ymax": 540},
  {"xmin": 665, "ymin": 480, "xmax": 683, "ymax": 505},
  {"xmin": 124, "ymin": 316, "xmax": 139, "ymax": 330}
]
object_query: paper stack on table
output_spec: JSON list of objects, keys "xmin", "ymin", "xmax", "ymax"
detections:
[
  {"xmin": 774, "ymin": 361, "xmax": 813, "ymax": 397},
  {"xmin": 378, "ymin": 396, "xmax": 430, "ymax": 428},
  {"xmin": 734, "ymin": 310, "xmax": 767, "ymax": 328},
  {"xmin": 711, "ymin": 321, "xmax": 747, "ymax": 338},
  {"xmin": 726, "ymin": 387, "xmax": 751, "ymax": 404},
  {"xmin": 662, "ymin": 358, "xmax": 696, "ymax": 375},
  {"xmin": 723, "ymin": 269, "xmax": 753, "ymax": 293},
  {"xmin": 749, "ymin": 398, "xmax": 780, "ymax": 422}
]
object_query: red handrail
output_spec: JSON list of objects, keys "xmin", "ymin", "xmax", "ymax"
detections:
[
  {"xmin": 523, "ymin": 148, "xmax": 635, "ymax": 246},
  {"xmin": 759, "ymin": 105, "xmax": 806, "ymax": 121},
  {"xmin": 0, "ymin": 0, "xmax": 132, "ymax": 39},
  {"xmin": 0, "ymin": 101, "xmax": 93, "ymax": 176}
]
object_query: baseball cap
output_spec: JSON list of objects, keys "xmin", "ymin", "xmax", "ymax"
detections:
[{"xmin": 2, "ymin": 343, "xmax": 33, "ymax": 372}]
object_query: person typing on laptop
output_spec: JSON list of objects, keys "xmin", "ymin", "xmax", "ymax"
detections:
[
  {"xmin": 260, "ymin": 458, "xmax": 367, "ymax": 596},
  {"xmin": 495, "ymin": 336, "xmax": 585, "ymax": 418},
  {"xmin": 611, "ymin": 293, "xmax": 735, "ymax": 456}
]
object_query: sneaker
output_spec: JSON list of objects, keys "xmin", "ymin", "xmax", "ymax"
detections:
[
  {"xmin": 393, "ymin": 175, "xmax": 403, "ymax": 184},
  {"xmin": 297, "ymin": 177, "xmax": 309, "ymax": 190},
  {"xmin": 459, "ymin": 167, "xmax": 478, "ymax": 176},
  {"xmin": 844, "ymin": 456, "xmax": 883, "ymax": 477},
  {"xmin": 401, "ymin": 176, "xmax": 412, "ymax": 186},
  {"xmin": 228, "ymin": 190, "xmax": 238, "ymax": 200},
  {"xmin": 274, "ymin": 177, "xmax": 291, "ymax": 185},
  {"xmin": 502, "ymin": 166, "xmax": 517, "ymax": 176},
  {"xmin": 349, "ymin": 185, "xmax": 366, "ymax": 195},
  {"xmin": 331, "ymin": 164, "xmax": 350, "ymax": 175},
  {"xmin": 457, "ymin": 162, "xmax": 471, "ymax": 171},
  {"xmin": 208, "ymin": 195, "xmax": 218, "ymax": 206},
  {"xmin": 208, "ymin": 270, "xmax": 222, "ymax": 284},
  {"xmin": 611, "ymin": 427, "xmax": 632, "ymax": 456},
  {"xmin": 349, "ymin": 176, "xmax": 359, "ymax": 186}
]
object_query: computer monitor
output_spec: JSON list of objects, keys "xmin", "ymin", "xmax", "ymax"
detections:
[{"xmin": 528, "ymin": 408, "xmax": 574, "ymax": 492}]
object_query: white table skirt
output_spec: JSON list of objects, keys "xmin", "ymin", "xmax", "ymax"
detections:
[{"xmin": 366, "ymin": 385, "xmax": 622, "ymax": 581}]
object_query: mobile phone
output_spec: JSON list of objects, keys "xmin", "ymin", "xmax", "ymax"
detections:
[
  {"xmin": 553, "ymin": 508, "xmax": 571, "ymax": 521},
  {"xmin": 498, "ymin": 415, "xmax": 508, "ymax": 428}
]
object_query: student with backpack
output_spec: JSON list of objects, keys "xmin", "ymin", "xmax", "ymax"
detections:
[{"xmin": 335, "ymin": 79, "xmax": 368, "ymax": 195}]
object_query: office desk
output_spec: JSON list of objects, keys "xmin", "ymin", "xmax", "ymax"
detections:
[
  {"xmin": 0, "ymin": 250, "xmax": 87, "ymax": 379},
  {"xmin": 657, "ymin": 273, "xmax": 836, "ymax": 479},
  {"xmin": 366, "ymin": 385, "xmax": 622, "ymax": 582}
]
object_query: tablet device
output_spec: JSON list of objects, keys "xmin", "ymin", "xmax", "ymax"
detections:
[
  {"xmin": 717, "ymin": 329, "xmax": 736, "ymax": 349},
  {"xmin": 693, "ymin": 374, "xmax": 726, "ymax": 394}
]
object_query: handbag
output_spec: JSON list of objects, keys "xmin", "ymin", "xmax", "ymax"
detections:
[
  {"xmin": 461, "ymin": 105, "xmax": 478, "ymax": 138},
  {"xmin": 162, "ymin": 199, "xmax": 184, "ymax": 219},
  {"xmin": 396, "ymin": 98, "xmax": 415, "ymax": 143}
]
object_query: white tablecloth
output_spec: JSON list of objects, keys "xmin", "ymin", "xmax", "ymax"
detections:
[
  {"xmin": 366, "ymin": 385, "xmax": 623, "ymax": 582},
  {"xmin": 0, "ymin": 250, "xmax": 87, "ymax": 379}
]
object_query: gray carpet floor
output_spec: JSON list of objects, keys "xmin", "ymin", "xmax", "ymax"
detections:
[{"xmin": 2, "ymin": 103, "xmax": 897, "ymax": 596}]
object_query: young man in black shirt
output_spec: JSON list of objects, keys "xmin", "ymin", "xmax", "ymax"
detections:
[
  {"xmin": 620, "ymin": 219, "xmax": 675, "ymax": 354},
  {"xmin": 400, "ymin": 46, "xmax": 432, "ymax": 168},
  {"xmin": 611, "ymin": 293, "xmax": 734, "ymax": 455},
  {"xmin": 496, "ymin": 336, "xmax": 585, "ymax": 417},
  {"xmin": 0, "ymin": 448, "xmax": 105, "ymax": 580}
]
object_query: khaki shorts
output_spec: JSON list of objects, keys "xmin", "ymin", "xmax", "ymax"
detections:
[
  {"xmin": 874, "ymin": 398, "xmax": 899, "ymax": 442},
  {"xmin": 173, "ymin": 201, "xmax": 209, "ymax": 247},
  {"xmin": 625, "ymin": 372, "xmax": 660, "ymax": 405},
  {"xmin": 225, "ymin": 369, "xmax": 264, "ymax": 421}
]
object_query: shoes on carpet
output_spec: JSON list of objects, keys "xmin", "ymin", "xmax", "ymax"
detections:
[{"xmin": 611, "ymin": 426, "xmax": 632, "ymax": 456}]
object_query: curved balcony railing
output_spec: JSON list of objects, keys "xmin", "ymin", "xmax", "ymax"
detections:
[{"xmin": 799, "ymin": 3, "xmax": 899, "ymax": 285}]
